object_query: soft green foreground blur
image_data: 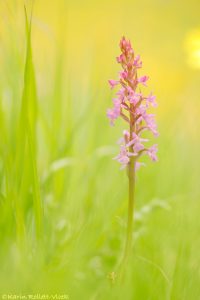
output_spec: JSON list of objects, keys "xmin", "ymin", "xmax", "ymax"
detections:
[{"xmin": 0, "ymin": 0, "xmax": 200, "ymax": 299}]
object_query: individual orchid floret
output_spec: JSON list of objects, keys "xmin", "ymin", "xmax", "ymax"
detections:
[
  {"xmin": 133, "ymin": 55, "xmax": 142, "ymax": 68},
  {"xmin": 114, "ymin": 133, "xmax": 137, "ymax": 169},
  {"xmin": 128, "ymin": 91, "xmax": 142, "ymax": 105},
  {"xmin": 108, "ymin": 79, "xmax": 119, "ymax": 89},
  {"xmin": 113, "ymin": 146, "xmax": 130, "ymax": 169},
  {"xmin": 106, "ymin": 107, "xmax": 120, "ymax": 126},
  {"xmin": 137, "ymin": 75, "xmax": 149, "ymax": 86},
  {"xmin": 146, "ymin": 93, "xmax": 157, "ymax": 107},
  {"xmin": 128, "ymin": 132, "xmax": 149, "ymax": 153},
  {"xmin": 147, "ymin": 144, "xmax": 158, "ymax": 161},
  {"xmin": 119, "ymin": 71, "xmax": 129, "ymax": 80}
]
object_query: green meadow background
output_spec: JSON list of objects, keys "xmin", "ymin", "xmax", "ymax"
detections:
[{"xmin": 0, "ymin": 0, "xmax": 200, "ymax": 299}]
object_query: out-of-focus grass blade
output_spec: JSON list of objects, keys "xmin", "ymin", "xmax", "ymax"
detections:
[{"xmin": 14, "ymin": 6, "xmax": 43, "ymax": 242}]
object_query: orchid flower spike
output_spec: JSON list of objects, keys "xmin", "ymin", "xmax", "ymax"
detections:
[
  {"xmin": 107, "ymin": 36, "xmax": 158, "ymax": 170},
  {"xmin": 106, "ymin": 37, "xmax": 158, "ymax": 270}
]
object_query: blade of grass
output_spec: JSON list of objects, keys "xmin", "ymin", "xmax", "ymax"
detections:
[
  {"xmin": 14, "ymin": 5, "xmax": 43, "ymax": 242},
  {"xmin": 23, "ymin": 5, "xmax": 43, "ymax": 240}
]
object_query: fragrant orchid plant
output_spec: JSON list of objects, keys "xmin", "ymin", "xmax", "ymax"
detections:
[{"xmin": 107, "ymin": 37, "xmax": 158, "ymax": 269}]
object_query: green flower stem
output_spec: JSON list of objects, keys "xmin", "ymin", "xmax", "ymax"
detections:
[
  {"xmin": 124, "ymin": 156, "xmax": 135, "ymax": 262},
  {"xmin": 120, "ymin": 103, "xmax": 136, "ymax": 279}
]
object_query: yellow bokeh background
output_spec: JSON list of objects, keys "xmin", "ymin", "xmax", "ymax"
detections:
[{"xmin": 1, "ymin": 0, "xmax": 199, "ymax": 120}]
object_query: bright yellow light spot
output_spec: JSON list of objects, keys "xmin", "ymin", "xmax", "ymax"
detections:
[{"xmin": 185, "ymin": 29, "xmax": 200, "ymax": 69}]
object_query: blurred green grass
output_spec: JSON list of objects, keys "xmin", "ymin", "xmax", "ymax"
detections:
[{"xmin": 0, "ymin": 0, "xmax": 200, "ymax": 299}]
